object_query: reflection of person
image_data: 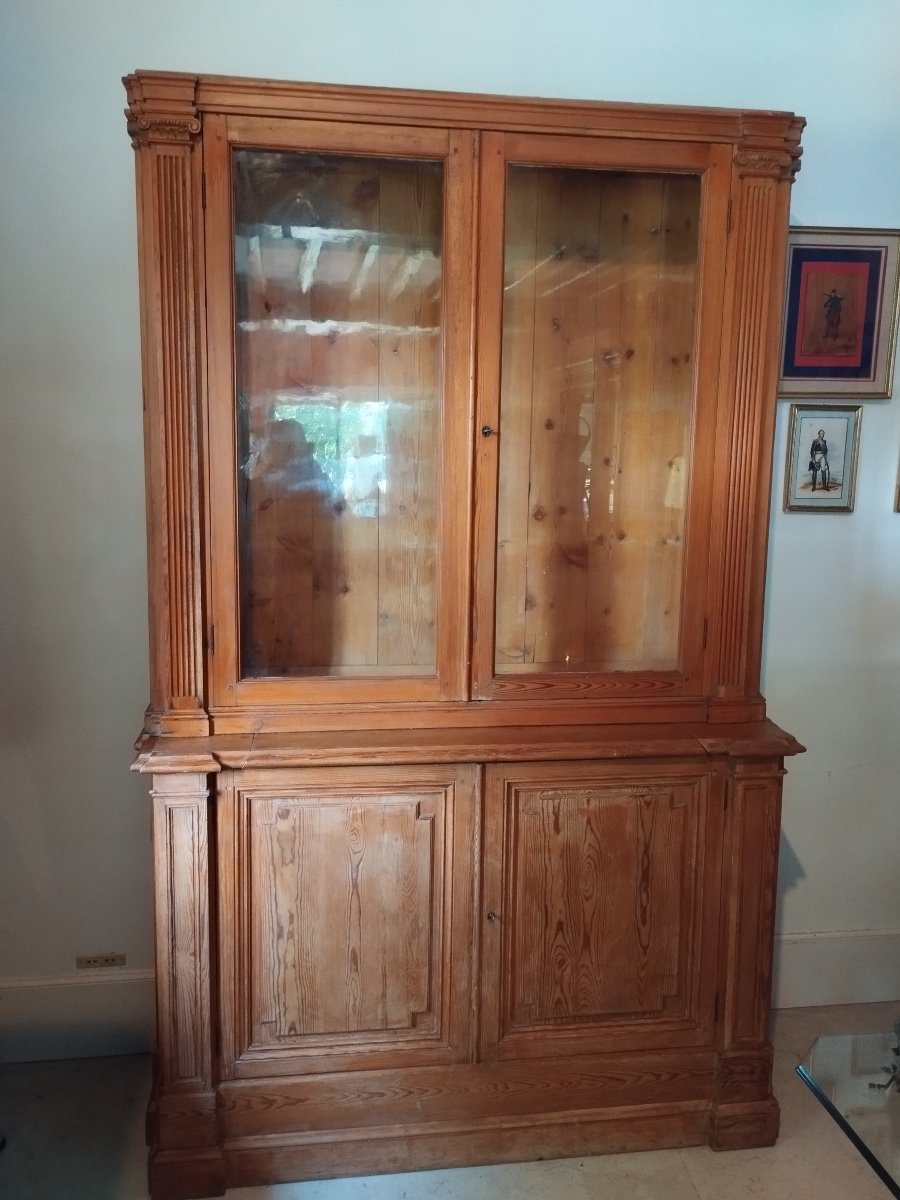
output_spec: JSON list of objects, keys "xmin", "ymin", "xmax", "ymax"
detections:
[
  {"xmin": 823, "ymin": 289, "xmax": 843, "ymax": 339},
  {"xmin": 252, "ymin": 419, "xmax": 329, "ymax": 492},
  {"xmin": 809, "ymin": 429, "xmax": 829, "ymax": 492}
]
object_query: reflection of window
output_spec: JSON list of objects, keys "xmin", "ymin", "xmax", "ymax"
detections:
[{"xmin": 243, "ymin": 393, "xmax": 389, "ymax": 517}]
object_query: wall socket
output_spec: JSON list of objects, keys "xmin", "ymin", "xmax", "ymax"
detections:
[{"xmin": 76, "ymin": 953, "xmax": 126, "ymax": 970}]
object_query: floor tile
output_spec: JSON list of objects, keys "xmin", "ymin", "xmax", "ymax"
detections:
[
  {"xmin": 0, "ymin": 1055, "xmax": 151, "ymax": 1200},
  {"xmin": 228, "ymin": 1151, "xmax": 703, "ymax": 1200},
  {"xmin": 0, "ymin": 1004, "xmax": 896, "ymax": 1199}
]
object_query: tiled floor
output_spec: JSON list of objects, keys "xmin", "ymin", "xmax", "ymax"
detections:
[{"xmin": 0, "ymin": 1003, "xmax": 895, "ymax": 1199}]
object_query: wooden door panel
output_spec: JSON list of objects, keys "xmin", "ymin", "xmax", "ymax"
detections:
[
  {"xmin": 252, "ymin": 794, "xmax": 436, "ymax": 1039},
  {"xmin": 218, "ymin": 764, "xmax": 478, "ymax": 1077},
  {"xmin": 483, "ymin": 761, "xmax": 724, "ymax": 1060}
]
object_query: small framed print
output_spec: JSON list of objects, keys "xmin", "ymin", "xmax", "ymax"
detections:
[
  {"xmin": 783, "ymin": 404, "xmax": 861, "ymax": 513},
  {"xmin": 779, "ymin": 227, "xmax": 900, "ymax": 398}
]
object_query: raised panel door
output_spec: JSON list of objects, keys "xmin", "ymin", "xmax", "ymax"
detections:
[
  {"xmin": 217, "ymin": 764, "xmax": 478, "ymax": 1078},
  {"xmin": 481, "ymin": 760, "xmax": 725, "ymax": 1061}
]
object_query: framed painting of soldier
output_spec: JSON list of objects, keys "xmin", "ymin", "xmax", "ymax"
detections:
[
  {"xmin": 779, "ymin": 228, "xmax": 900, "ymax": 398},
  {"xmin": 783, "ymin": 404, "xmax": 862, "ymax": 512}
]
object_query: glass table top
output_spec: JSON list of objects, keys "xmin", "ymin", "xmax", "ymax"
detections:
[{"xmin": 797, "ymin": 1024, "xmax": 900, "ymax": 1197}]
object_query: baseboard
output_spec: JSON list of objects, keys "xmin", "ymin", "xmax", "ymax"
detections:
[
  {"xmin": 0, "ymin": 969, "xmax": 155, "ymax": 1063},
  {"xmin": 773, "ymin": 928, "xmax": 900, "ymax": 1009}
]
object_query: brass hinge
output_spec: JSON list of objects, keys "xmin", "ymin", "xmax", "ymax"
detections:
[
  {"xmin": 201, "ymin": 172, "xmax": 207, "ymax": 211},
  {"xmin": 726, "ymin": 198, "xmax": 734, "ymax": 233},
  {"xmin": 702, "ymin": 617, "xmax": 709, "ymax": 649},
  {"xmin": 208, "ymin": 625, "xmax": 215, "ymax": 656}
]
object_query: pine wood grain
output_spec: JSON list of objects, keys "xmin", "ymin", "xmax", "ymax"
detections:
[{"xmin": 125, "ymin": 72, "xmax": 803, "ymax": 1199}]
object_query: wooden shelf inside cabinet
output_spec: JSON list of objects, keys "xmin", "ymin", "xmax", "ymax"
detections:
[{"xmin": 124, "ymin": 69, "xmax": 804, "ymax": 1200}]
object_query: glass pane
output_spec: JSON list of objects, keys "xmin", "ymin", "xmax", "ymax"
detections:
[
  {"xmin": 495, "ymin": 166, "xmax": 701, "ymax": 675},
  {"xmin": 234, "ymin": 150, "xmax": 443, "ymax": 679},
  {"xmin": 797, "ymin": 1029, "xmax": 900, "ymax": 1197}
]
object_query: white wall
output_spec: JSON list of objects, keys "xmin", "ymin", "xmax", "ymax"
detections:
[{"xmin": 2, "ymin": 0, "xmax": 899, "ymax": 1060}]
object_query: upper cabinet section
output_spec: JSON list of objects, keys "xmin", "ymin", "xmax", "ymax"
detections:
[{"xmin": 124, "ymin": 72, "xmax": 803, "ymax": 736}]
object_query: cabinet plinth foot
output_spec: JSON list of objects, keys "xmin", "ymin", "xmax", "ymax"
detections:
[
  {"xmin": 149, "ymin": 1147, "xmax": 227, "ymax": 1200},
  {"xmin": 709, "ymin": 1097, "xmax": 780, "ymax": 1150}
]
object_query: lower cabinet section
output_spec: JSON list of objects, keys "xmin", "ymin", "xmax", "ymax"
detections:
[{"xmin": 145, "ymin": 749, "xmax": 787, "ymax": 1199}]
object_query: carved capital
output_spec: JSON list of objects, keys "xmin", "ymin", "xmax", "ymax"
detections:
[
  {"xmin": 734, "ymin": 147, "xmax": 802, "ymax": 182},
  {"xmin": 123, "ymin": 72, "xmax": 201, "ymax": 150},
  {"xmin": 736, "ymin": 113, "xmax": 805, "ymax": 183},
  {"xmin": 127, "ymin": 113, "xmax": 201, "ymax": 148}
]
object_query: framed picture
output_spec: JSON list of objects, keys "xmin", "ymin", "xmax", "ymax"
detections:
[
  {"xmin": 779, "ymin": 227, "xmax": 900, "ymax": 397},
  {"xmin": 783, "ymin": 404, "xmax": 861, "ymax": 512}
]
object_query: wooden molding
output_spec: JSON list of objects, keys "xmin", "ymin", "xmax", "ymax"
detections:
[
  {"xmin": 734, "ymin": 148, "xmax": 800, "ymax": 181},
  {"xmin": 128, "ymin": 74, "xmax": 208, "ymax": 734},
  {"xmin": 735, "ymin": 114, "xmax": 804, "ymax": 182},
  {"xmin": 124, "ymin": 73, "xmax": 202, "ymax": 148},
  {"xmin": 710, "ymin": 160, "xmax": 793, "ymax": 700},
  {"xmin": 718, "ymin": 759, "xmax": 784, "ymax": 1053},
  {"xmin": 150, "ymin": 773, "xmax": 217, "ymax": 1155}
]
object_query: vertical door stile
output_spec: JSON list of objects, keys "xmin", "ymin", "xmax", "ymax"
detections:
[
  {"xmin": 438, "ymin": 128, "xmax": 479, "ymax": 701},
  {"xmin": 204, "ymin": 112, "xmax": 242, "ymax": 712},
  {"xmin": 471, "ymin": 132, "xmax": 508, "ymax": 698}
]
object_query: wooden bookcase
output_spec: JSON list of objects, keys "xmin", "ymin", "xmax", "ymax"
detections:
[{"xmin": 124, "ymin": 71, "xmax": 805, "ymax": 1199}]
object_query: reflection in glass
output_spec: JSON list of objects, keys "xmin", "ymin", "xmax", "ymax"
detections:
[
  {"xmin": 494, "ymin": 167, "xmax": 701, "ymax": 675},
  {"xmin": 233, "ymin": 150, "xmax": 443, "ymax": 678}
]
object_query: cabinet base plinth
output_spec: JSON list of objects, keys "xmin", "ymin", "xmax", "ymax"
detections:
[
  {"xmin": 708, "ymin": 1098, "xmax": 781, "ymax": 1151},
  {"xmin": 147, "ymin": 1097, "xmax": 780, "ymax": 1198},
  {"xmin": 149, "ymin": 1148, "xmax": 227, "ymax": 1200},
  {"xmin": 223, "ymin": 1110, "xmax": 710, "ymax": 1192}
]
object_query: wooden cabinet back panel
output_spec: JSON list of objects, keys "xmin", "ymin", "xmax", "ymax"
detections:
[
  {"xmin": 233, "ymin": 151, "xmax": 444, "ymax": 679},
  {"xmin": 494, "ymin": 169, "xmax": 699, "ymax": 677}
]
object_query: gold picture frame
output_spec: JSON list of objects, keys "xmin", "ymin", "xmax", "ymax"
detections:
[{"xmin": 783, "ymin": 404, "xmax": 862, "ymax": 513}]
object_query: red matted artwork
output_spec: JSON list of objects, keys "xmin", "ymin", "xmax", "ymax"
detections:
[{"xmin": 779, "ymin": 228, "xmax": 900, "ymax": 398}]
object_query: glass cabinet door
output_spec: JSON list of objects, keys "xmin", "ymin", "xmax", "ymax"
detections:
[
  {"xmin": 234, "ymin": 150, "xmax": 443, "ymax": 679},
  {"xmin": 474, "ymin": 134, "xmax": 723, "ymax": 699},
  {"xmin": 206, "ymin": 121, "xmax": 474, "ymax": 708}
]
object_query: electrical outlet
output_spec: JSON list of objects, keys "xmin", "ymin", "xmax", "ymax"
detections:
[{"xmin": 76, "ymin": 953, "xmax": 126, "ymax": 970}]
